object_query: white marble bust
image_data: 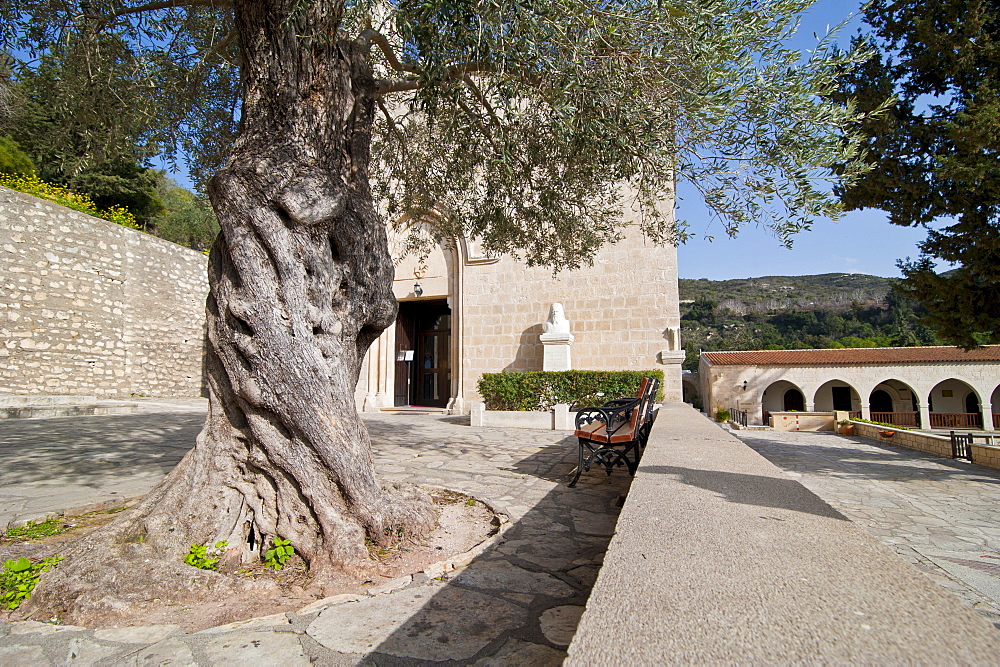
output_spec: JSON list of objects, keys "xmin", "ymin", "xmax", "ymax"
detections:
[{"xmin": 543, "ymin": 302, "xmax": 571, "ymax": 335}]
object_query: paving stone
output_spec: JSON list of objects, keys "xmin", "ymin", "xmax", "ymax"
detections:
[
  {"xmin": 307, "ymin": 584, "xmax": 527, "ymax": 661},
  {"xmin": 63, "ymin": 636, "xmax": 122, "ymax": 665},
  {"xmin": 94, "ymin": 624, "xmax": 182, "ymax": 644},
  {"xmin": 570, "ymin": 509, "xmax": 619, "ymax": 536},
  {"xmin": 732, "ymin": 428, "xmax": 1000, "ymax": 622},
  {"xmin": 567, "ymin": 565, "xmax": 600, "ymax": 587},
  {"xmin": 120, "ymin": 638, "xmax": 195, "ymax": 665},
  {"xmin": 8, "ymin": 621, "xmax": 88, "ymax": 635},
  {"xmin": 472, "ymin": 637, "xmax": 565, "ymax": 666},
  {"xmin": 195, "ymin": 612, "xmax": 292, "ymax": 634},
  {"xmin": 0, "ymin": 645, "xmax": 49, "ymax": 664},
  {"xmin": 451, "ymin": 560, "xmax": 576, "ymax": 597},
  {"xmin": 201, "ymin": 630, "xmax": 309, "ymax": 665},
  {"xmin": 539, "ymin": 605, "xmax": 586, "ymax": 646}
]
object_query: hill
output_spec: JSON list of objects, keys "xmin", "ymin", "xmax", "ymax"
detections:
[
  {"xmin": 678, "ymin": 273, "xmax": 939, "ymax": 370},
  {"xmin": 679, "ymin": 273, "xmax": 892, "ymax": 313}
]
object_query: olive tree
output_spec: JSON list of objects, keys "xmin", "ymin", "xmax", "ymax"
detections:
[{"xmin": 1, "ymin": 0, "xmax": 871, "ymax": 621}]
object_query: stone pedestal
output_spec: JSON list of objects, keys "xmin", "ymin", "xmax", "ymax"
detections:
[
  {"xmin": 658, "ymin": 349, "xmax": 686, "ymax": 402},
  {"xmin": 541, "ymin": 332, "xmax": 574, "ymax": 371}
]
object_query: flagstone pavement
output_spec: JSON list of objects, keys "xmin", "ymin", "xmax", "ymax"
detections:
[
  {"xmin": 729, "ymin": 426, "xmax": 1000, "ymax": 629},
  {"xmin": 0, "ymin": 404, "xmax": 630, "ymax": 665}
]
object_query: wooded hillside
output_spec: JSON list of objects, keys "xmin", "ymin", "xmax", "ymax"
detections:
[{"xmin": 679, "ymin": 273, "xmax": 940, "ymax": 370}]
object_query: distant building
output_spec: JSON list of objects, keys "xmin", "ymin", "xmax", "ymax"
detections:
[{"xmin": 698, "ymin": 346, "xmax": 1000, "ymax": 431}]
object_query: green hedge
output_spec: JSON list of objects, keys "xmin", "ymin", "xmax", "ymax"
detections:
[{"xmin": 477, "ymin": 370, "xmax": 665, "ymax": 411}]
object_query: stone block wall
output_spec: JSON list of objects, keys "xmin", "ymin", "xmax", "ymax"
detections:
[
  {"xmin": 460, "ymin": 229, "xmax": 682, "ymax": 402},
  {"xmin": 770, "ymin": 412, "xmax": 835, "ymax": 431},
  {"xmin": 851, "ymin": 421, "xmax": 952, "ymax": 458},
  {"xmin": 971, "ymin": 444, "xmax": 1000, "ymax": 472},
  {"xmin": 1, "ymin": 187, "xmax": 209, "ymax": 398}
]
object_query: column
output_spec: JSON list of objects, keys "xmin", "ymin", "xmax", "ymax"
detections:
[
  {"xmin": 919, "ymin": 405, "xmax": 931, "ymax": 430},
  {"xmin": 981, "ymin": 405, "xmax": 994, "ymax": 432}
]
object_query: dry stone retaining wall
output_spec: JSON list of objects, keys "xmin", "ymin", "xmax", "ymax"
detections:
[{"xmin": 1, "ymin": 186, "xmax": 208, "ymax": 398}]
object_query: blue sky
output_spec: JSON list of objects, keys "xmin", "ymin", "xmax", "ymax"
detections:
[{"xmin": 676, "ymin": 0, "xmax": 930, "ymax": 280}]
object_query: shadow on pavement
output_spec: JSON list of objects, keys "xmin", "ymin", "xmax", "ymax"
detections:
[
  {"xmin": 0, "ymin": 413, "xmax": 201, "ymax": 486},
  {"xmin": 640, "ymin": 465, "xmax": 848, "ymax": 520},
  {"xmin": 312, "ymin": 417, "xmax": 633, "ymax": 664},
  {"xmin": 737, "ymin": 432, "xmax": 1000, "ymax": 485}
]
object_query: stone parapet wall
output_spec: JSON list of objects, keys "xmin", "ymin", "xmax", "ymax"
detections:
[
  {"xmin": 0, "ymin": 187, "xmax": 208, "ymax": 398},
  {"xmin": 568, "ymin": 403, "xmax": 1000, "ymax": 662},
  {"xmin": 851, "ymin": 421, "xmax": 953, "ymax": 457},
  {"xmin": 769, "ymin": 411, "xmax": 835, "ymax": 431},
  {"xmin": 971, "ymin": 444, "xmax": 1000, "ymax": 471}
]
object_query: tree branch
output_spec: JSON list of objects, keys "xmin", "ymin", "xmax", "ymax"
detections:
[
  {"xmin": 376, "ymin": 78, "xmax": 423, "ymax": 95},
  {"xmin": 462, "ymin": 75, "xmax": 501, "ymax": 127},
  {"xmin": 105, "ymin": 0, "xmax": 232, "ymax": 17},
  {"xmin": 377, "ymin": 98, "xmax": 407, "ymax": 149},
  {"xmin": 357, "ymin": 29, "xmax": 419, "ymax": 75}
]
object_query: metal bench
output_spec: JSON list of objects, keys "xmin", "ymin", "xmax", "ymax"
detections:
[{"xmin": 568, "ymin": 377, "xmax": 659, "ymax": 487}]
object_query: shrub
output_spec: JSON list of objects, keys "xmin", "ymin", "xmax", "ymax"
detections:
[
  {"xmin": 854, "ymin": 418, "xmax": 911, "ymax": 431},
  {"xmin": 0, "ymin": 173, "xmax": 140, "ymax": 230},
  {"xmin": 0, "ymin": 137, "xmax": 35, "ymax": 176},
  {"xmin": 477, "ymin": 370, "xmax": 664, "ymax": 411},
  {"xmin": 715, "ymin": 407, "xmax": 731, "ymax": 422}
]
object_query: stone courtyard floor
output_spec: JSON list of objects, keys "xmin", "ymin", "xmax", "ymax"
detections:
[
  {"xmin": 0, "ymin": 405, "xmax": 629, "ymax": 664},
  {"xmin": 728, "ymin": 426, "xmax": 1000, "ymax": 629}
]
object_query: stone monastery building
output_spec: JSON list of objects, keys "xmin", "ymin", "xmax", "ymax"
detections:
[{"xmin": 697, "ymin": 346, "xmax": 1000, "ymax": 431}]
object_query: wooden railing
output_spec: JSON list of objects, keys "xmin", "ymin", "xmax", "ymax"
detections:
[
  {"xmin": 849, "ymin": 411, "xmax": 862, "ymax": 420},
  {"xmin": 870, "ymin": 412, "xmax": 919, "ymax": 427},
  {"xmin": 929, "ymin": 413, "xmax": 982, "ymax": 429}
]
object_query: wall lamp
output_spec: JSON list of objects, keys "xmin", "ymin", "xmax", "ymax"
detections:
[
  {"xmin": 742, "ymin": 380, "xmax": 748, "ymax": 391},
  {"xmin": 414, "ymin": 282, "xmax": 423, "ymax": 297}
]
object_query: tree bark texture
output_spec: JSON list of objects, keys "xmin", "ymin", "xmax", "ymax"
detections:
[{"xmin": 23, "ymin": 0, "xmax": 435, "ymax": 623}]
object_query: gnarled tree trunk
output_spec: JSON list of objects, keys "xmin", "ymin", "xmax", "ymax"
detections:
[{"xmin": 23, "ymin": 0, "xmax": 436, "ymax": 623}]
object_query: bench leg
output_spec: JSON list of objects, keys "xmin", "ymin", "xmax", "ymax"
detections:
[
  {"xmin": 623, "ymin": 442, "xmax": 639, "ymax": 476},
  {"xmin": 568, "ymin": 437, "xmax": 588, "ymax": 487}
]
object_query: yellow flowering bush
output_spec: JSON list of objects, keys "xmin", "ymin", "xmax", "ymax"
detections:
[{"xmin": 0, "ymin": 173, "xmax": 141, "ymax": 230}]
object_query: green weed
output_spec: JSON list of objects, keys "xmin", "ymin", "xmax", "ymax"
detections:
[
  {"xmin": 1, "ymin": 556, "xmax": 63, "ymax": 609},
  {"xmin": 183, "ymin": 541, "xmax": 228, "ymax": 570},
  {"xmin": 263, "ymin": 537, "xmax": 294, "ymax": 571},
  {"xmin": 4, "ymin": 519, "xmax": 66, "ymax": 540}
]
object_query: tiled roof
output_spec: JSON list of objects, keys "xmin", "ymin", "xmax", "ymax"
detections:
[{"xmin": 701, "ymin": 346, "xmax": 1000, "ymax": 366}]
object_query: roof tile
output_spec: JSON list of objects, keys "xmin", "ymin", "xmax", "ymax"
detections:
[{"xmin": 702, "ymin": 346, "xmax": 1000, "ymax": 366}]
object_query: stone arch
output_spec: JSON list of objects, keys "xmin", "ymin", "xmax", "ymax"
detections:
[
  {"xmin": 868, "ymin": 379, "xmax": 920, "ymax": 427},
  {"xmin": 681, "ymin": 373, "xmax": 700, "ymax": 408},
  {"xmin": 358, "ymin": 215, "xmax": 468, "ymax": 412},
  {"xmin": 928, "ymin": 378, "xmax": 983, "ymax": 429},
  {"xmin": 762, "ymin": 379, "xmax": 805, "ymax": 421},
  {"xmin": 813, "ymin": 379, "xmax": 861, "ymax": 414}
]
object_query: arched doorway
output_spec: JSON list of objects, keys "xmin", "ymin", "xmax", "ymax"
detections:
[
  {"xmin": 869, "ymin": 380, "xmax": 920, "ymax": 427},
  {"xmin": 814, "ymin": 380, "xmax": 860, "ymax": 416},
  {"xmin": 992, "ymin": 385, "xmax": 1000, "ymax": 430},
  {"xmin": 928, "ymin": 379, "xmax": 982, "ymax": 429},
  {"xmin": 762, "ymin": 380, "xmax": 805, "ymax": 424},
  {"xmin": 870, "ymin": 390, "xmax": 893, "ymax": 413},
  {"xmin": 395, "ymin": 300, "xmax": 452, "ymax": 407},
  {"xmin": 784, "ymin": 388, "xmax": 805, "ymax": 411}
]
